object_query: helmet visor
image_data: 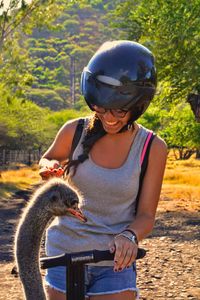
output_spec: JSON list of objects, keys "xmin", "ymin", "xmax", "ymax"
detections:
[{"xmin": 81, "ymin": 68, "xmax": 155, "ymax": 110}]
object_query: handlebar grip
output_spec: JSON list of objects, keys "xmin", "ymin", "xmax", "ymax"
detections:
[
  {"xmin": 93, "ymin": 248, "xmax": 146, "ymax": 263},
  {"xmin": 40, "ymin": 253, "xmax": 67, "ymax": 269},
  {"xmin": 40, "ymin": 248, "xmax": 146, "ymax": 269}
]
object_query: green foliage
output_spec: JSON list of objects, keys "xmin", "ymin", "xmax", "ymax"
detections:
[
  {"xmin": 0, "ymin": 0, "xmax": 66, "ymax": 49},
  {"xmin": 47, "ymin": 109, "xmax": 89, "ymax": 130},
  {"xmin": 25, "ymin": 88, "xmax": 65, "ymax": 110},
  {"xmin": 0, "ymin": 0, "xmax": 119, "ymax": 152},
  {"xmin": 63, "ymin": 19, "xmax": 80, "ymax": 36},
  {"xmin": 54, "ymin": 87, "xmax": 70, "ymax": 99},
  {"xmin": 22, "ymin": 1, "xmax": 120, "ymax": 106},
  {"xmin": 74, "ymin": 95, "xmax": 91, "ymax": 112},
  {"xmin": 0, "ymin": 38, "xmax": 34, "ymax": 100},
  {"xmin": 0, "ymin": 97, "xmax": 57, "ymax": 150},
  {"xmin": 110, "ymin": 1, "xmax": 200, "ymax": 101},
  {"xmin": 138, "ymin": 104, "xmax": 162, "ymax": 132},
  {"xmin": 139, "ymin": 100, "xmax": 200, "ymax": 159},
  {"xmin": 161, "ymin": 104, "xmax": 200, "ymax": 149},
  {"xmin": 29, "ymin": 47, "xmax": 58, "ymax": 58}
]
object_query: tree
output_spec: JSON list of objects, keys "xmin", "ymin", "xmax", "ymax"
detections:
[
  {"xmin": 160, "ymin": 104, "xmax": 200, "ymax": 159},
  {"xmin": 110, "ymin": 0, "xmax": 200, "ymax": 103},
  {"xmin": 0, "ymin": 0, "xmax": 57, "ymax": 50},
  {"xmin": 0, "ymin": 0, "xmax": 121, "ymax": 110},
  {"xmin": 0, "ymin": 96, "xmax": 57, "ymax": 149},
  {"xmin": 0, "ymin": 0, "xmax": 67, "ymax": 103}
]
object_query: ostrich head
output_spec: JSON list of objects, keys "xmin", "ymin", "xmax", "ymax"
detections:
[{"xmin": 36, "ymin": 178, "xmax": 87, "ymax": 222}]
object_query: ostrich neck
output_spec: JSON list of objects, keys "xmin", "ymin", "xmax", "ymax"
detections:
[{"xmin": 16, "ymin": 202, "xmax": 52, "ymax": 300}]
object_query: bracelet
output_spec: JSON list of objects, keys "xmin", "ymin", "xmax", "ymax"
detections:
[
  {"xmin": 122, "ymin": 229, "xmax": 138, "ymax": 245},
  {"xmin": 115, "ymin": 232, "xmax": 138, "ymax": 245}
]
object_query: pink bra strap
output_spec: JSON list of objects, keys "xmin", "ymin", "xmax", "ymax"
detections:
[{"xmin": 140, "ymin": 131, "xmax": 153, "ymax": 165}]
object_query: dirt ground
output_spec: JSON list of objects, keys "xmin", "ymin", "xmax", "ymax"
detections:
[{"xmin": 0, "ymin": 185, "xmax": 199, "ymax": 300}]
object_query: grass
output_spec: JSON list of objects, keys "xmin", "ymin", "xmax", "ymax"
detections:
[
  {"xmin": 163, "ymin": 153, "xmax": 200, "ymax": 188},
  {"xmin": 160, "ymin": 152, "xmax": 200, "ymax": 212},
  {"xmin": 0, "ymin": 164, "xmax": 40, "ymax": 198}
]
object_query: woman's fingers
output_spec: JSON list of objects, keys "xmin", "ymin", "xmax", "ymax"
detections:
[
  {"xmin": 113, "ymin": 236, "xmax": 138, "ymax": 271},
  {"xmin": 39, "ymin": 166, "xmax": 64, "ymax": 180},
  {"xmin": 119, "ymin": 247, "xmax": 134, "ymax": 270},
  {"xmin": 109, "ymin": 240, "xmax": 116, "ymax": 253},
  {"xmin": 113, "ymin": 241, "xmax": 124, "ymax": 269}
]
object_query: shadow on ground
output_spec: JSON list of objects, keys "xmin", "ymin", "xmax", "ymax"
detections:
[
  {"xmin": 150, "ymin": 211, "xmax": 200, "ymax": 241},
  {"xmin": 0, "ymin": 186, "xmax": 40, "ymax": 262}
]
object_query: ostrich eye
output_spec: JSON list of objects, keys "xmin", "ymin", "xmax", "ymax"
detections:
[
  {"xmin": 51, "ymin": 195, "xmax": 58, "ymax": 202},
  {"xmin": 65, "ymin": 199, "xmax": 78, "ymax": 207}
]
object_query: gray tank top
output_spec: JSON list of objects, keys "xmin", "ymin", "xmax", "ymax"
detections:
[{"xmin": 46, "ymin": 118, "xmax": 151, "ymax": 265}]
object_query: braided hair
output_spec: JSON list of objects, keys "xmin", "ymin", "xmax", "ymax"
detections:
[{"xmin": 64, "ymin": 114, "xmax": 106, "ymax": 176}]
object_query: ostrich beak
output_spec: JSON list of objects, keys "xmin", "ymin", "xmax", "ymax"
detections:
[{"xmin": 66, "ymin": 207, "xmax": 87, "ymax": 222}]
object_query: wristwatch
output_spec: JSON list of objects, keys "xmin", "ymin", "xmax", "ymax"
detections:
[
  {"xmin": 122, "ymin": 230, "xmax": 138, "ymax": 245},
  {"xmin": 115, "ymin": 230, "xmax": 138, "ymax": 245}
]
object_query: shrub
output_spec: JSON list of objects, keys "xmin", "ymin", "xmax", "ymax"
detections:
[{"xmin": 26, "ymin": 88, "xmax": 65, "ymax": 110}]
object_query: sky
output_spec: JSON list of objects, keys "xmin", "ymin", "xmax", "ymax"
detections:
[{"xmin": 0, "ymin": 0, "xmax": 32, "ymax": 14}]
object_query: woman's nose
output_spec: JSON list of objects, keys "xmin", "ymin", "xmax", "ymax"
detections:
[{"xmin": 103, "ymin": 110, "xmax": 116, "ymax": 120}]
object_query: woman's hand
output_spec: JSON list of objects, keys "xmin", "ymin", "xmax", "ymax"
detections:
[
  {"xmin": 39, "ymin": 159, "xmax": 64, "ymax": 180},
  {"xmin": 109, "ymin": 233, "xmax": 138, "ymax": 272}
]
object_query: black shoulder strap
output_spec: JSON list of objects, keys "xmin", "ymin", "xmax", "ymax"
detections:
[
  {"xmin": 68, "ymin": 118, "xmax": 85, "ymax": 161},
  {"xmin": 135, "ymin": 132, "xmax": 156, "ymax": 213}
]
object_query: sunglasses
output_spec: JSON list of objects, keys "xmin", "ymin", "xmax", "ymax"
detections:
[{"xmin": 91, "ymin": 104, "xmax": 129, "ymax": 118}]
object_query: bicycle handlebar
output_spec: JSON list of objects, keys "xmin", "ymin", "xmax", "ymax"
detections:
[{"xmin": 40, "ymin": 248, "xmax": 146, "ymax": 269}]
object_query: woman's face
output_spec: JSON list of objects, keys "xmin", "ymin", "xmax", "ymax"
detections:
[{"xmin": 94, "ymin": 107, "xmax": 132, "ymax": 134}]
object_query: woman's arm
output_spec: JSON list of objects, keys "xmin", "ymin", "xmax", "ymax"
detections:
[
  {"xmin": 39, "ymin": 119, "xmax": 79, "ymax": 178},
  {"xmin": 127, "ymin": 136, "xmax": 168, "ymax": 240},
  {"xmin": 111, "ymin": 136, "xmax": 168, "ymax": 271}
]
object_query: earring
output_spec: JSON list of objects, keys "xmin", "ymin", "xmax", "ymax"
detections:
[{"xmin": 127, "ymin": 124, "xmax": 133, "ymax": 131}]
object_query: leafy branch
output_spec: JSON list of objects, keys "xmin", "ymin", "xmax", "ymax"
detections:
[{"xmin": 0, "ymin": 0, "xmax": 53, "ymax": 50}]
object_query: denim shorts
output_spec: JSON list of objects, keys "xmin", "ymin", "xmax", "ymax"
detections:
[{"xmin": 45, "ymin": 264, "xmax": 139, "ymax": 298}]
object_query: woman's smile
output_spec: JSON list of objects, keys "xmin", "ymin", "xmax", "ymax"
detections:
[
  {"xmin": 105, "ymin": 121, "xmax": 118, "ymax": 126},
  {"xmin": 97, "ymin": 111, "xmax": 132, "ymax": 134}
]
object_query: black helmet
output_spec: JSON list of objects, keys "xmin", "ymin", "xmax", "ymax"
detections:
[{"xmin": 81, "ymin": 40, "xmax": 157, "ymax": 121}]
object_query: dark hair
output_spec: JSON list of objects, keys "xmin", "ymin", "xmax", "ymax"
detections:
[{"xmin": 64, "ymin": 114, "xmax": 106, "ymax": 176}]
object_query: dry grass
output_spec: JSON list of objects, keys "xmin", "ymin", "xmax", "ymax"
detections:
[
  {"xmin": 159, "ymin": 152, "xmax": 200, "ymax": 212},
  {"xmin": 0, "ymin": 164, "xmax": 40, "ymax": 198},
  {"xmin": 164, "ymin": 153, "xmax": 200, "ymax": 186}
]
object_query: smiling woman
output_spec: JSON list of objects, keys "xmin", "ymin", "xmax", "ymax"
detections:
[{"xmin": 38, "ymin": 40, "xmax": 167, "ymax": 300}]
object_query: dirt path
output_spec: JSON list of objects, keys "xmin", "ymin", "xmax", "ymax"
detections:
[{"xmin": 0, "ymin": 187, "xmax": 199, "ymax": 300}]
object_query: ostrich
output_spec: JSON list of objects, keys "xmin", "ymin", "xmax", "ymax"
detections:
[{"xmin": 15, "ymin": 178, "xmax": 86, "ymax": 300}]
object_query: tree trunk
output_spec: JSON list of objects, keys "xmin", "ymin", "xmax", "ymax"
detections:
[
  {"xmin": 70, "ymin": 56, "xmax": 75, "ymax": 106},
  {"xmin": 196, "ymin": 149, "xmax": 200, "ymax": 159},
  {"xmin": 173, "ymin": 147, "xmax": 195, "ymax": 160}
]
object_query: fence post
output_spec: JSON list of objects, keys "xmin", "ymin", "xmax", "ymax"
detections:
[{"xmin": 2, "ymin": 149, "xmax": 6, "ymax": 165}]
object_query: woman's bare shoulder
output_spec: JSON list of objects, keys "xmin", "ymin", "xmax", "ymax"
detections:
[
  {"xmin": 41, "ymin": 117, "xmax": 86, "ymax": 162},
  {"xmin": 59, "ymin": 117, "xmax": 88, "ymax": 139},
  {"xmin": 152, "ymin": 135, "xmax": 167, "ymax": 151},
  {"xmin": 60, "ymin": 117, "xmax": 82, "ymax": 134},
  {"xmin": 150, "ymin": 135, "xmax": 168, "ymax": 162}
]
